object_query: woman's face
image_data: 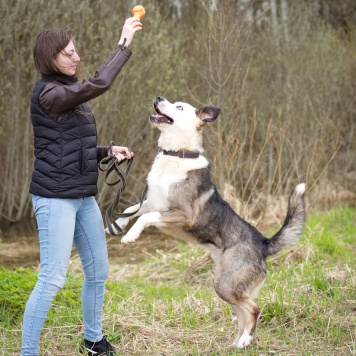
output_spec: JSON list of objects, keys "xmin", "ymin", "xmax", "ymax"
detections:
[{"xmin": 53, "ymin": 41, "xmax": 80, "ymax": 76}]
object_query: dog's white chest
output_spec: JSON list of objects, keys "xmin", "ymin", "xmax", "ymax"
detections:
[{"xmin": 146, "ymin": 154, "xmax": 208, "ymax": 210}]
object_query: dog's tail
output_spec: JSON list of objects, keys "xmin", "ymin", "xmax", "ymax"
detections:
[{"xmin": 266, "ymin": 183, "xmax": 306, "ymax": 257}]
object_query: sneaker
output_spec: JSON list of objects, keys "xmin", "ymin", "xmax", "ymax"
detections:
[{"xmin": 79, "ymin": 336, "xmax": 117, "ymax": 355}]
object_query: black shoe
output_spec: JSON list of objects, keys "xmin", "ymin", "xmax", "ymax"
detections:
[{"xmin": 79, "ymin": 336, "xmax": 117, "ymax": 355}]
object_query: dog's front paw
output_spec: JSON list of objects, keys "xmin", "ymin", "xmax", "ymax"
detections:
[
  {"xmin": 121, "ymin": 235, "xmax": 135, "ymax": 244},
  {"xmin": 105, "ymin": 226, "xmax": 117, "ymax": 235},
  {"xmin": 105, "ymin": 217, "xmax": 130, "ymax": 236},
  {"xmin": 120, "ymin": 219, "xmax": 145, "ymax": 244},
  {"xmin": 121, "ymin": 231, "xmax": 139, "ymax": 244}
]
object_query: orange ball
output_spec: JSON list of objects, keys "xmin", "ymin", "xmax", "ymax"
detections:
[{"xmin": 132, "ymin": 5, "xmax": 145, "ymax": 19}]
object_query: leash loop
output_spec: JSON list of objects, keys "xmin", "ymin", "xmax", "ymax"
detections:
[{"xmin": 99, "ymin": 142, "xmax": 147, "ymax": 237}]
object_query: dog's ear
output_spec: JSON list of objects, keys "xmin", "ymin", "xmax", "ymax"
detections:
[{"xmin": 196, "ymin": 106, "xmax": 221, "ymax": 123}]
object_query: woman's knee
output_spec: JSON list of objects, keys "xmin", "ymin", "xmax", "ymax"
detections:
[
  {"xmin": 97, "ymin": 260, "xmax": 110, "ymax": 281},
  {"xmin": 35, "ymin": 275, "xmax": 66, "ymax": 300},
  {"xmin": 84, "ymin": 260, "xmax": 110, "ymax": 282},
  {"xmin": 38, "ymin": 265, "xmax": 68, "ymax": 290}
]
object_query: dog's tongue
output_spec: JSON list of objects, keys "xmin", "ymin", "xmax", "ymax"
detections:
[{"xmin": 156, "ymin": 114, "xmax": 170, "ymax": 121}]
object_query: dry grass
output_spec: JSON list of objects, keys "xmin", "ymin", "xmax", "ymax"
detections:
[{"xmin": 1, "ymin": 205, "xmax": 355, "ymax": 355}]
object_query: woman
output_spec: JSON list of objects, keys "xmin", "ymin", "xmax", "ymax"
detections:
[{"xmin": 22, "ymin": 16, "xmax": 142, "ymax": 356}]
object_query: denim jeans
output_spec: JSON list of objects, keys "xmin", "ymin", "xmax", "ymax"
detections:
[{"xmin": 21, "ymin": 195, "xmax": 110, "ymax": 356}]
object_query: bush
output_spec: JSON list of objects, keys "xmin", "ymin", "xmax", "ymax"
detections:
[{"xmin": 0, "ymin": 0, "xmax": 354, "ymax": 234}]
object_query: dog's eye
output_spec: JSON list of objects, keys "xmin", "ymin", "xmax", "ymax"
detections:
[{"xmin": 176, "ymin": 106, "xmax": 183, "ymax": 111}]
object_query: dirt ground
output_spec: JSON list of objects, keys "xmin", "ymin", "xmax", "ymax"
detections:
[
  {"xmin": 0, "ymin": 228, "xmax": 178, "ymax": 269},
  {"xmin": 1, "ymin": 183, "xmax": 355, "ymax": 270}
]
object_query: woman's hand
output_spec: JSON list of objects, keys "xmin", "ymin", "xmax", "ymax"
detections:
[
  {"xmin": 118, "ymin": 17, "xmax": 142, "ymax": 47},
  {"xmin": 111, "ymin": 146, "xmax": 134, "ymax": 162}
]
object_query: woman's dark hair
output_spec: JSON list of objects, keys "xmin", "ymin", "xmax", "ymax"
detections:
[{"xmin": 33, "ymin": 29, "xmax": 73, "ymax": 75}]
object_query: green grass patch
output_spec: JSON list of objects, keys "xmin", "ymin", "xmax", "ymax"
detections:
[
  {"xmin": 306, "ymin": 205, "xmax": 356, "ymax": 261},
  {"xmin": 0, "ymin": 267, "xmax": 82, "ymax": 326},
  {"xmin": 1, "ymin": 205, "xmax": 355, "ymax": 355}
]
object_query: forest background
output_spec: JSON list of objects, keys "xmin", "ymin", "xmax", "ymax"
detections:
[{"xmin": 0, "ymin": 0, "xmax": 355, "ymax": 237}]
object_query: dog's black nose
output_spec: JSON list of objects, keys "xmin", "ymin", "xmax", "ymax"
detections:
[{"xmin": 156, "ymin": 96, "xmax": 165, "ymax": 102}]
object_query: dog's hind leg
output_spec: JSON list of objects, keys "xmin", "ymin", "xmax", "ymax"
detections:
[
  {"xmin": 231, "ymin": 278, "xmax": 264, "ymax": 347},
  {"xmin": 213, "ymin": 252, "xmax": 265, "ymax": 349},
  {"xmin": 234, "ymin": 298, "xmax": 260, "ymax": 348},
  {"xmin": 231, "ymin": 305, "xmax": 246, "ymax": 346},
  {"xmin": 214, "ymin": 289, "xmax": 260, "ymax": 348}
]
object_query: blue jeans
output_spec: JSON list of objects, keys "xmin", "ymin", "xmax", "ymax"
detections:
[{"xmin": 21, "ymin": 195, "xmax": 110, "ymax": 356}]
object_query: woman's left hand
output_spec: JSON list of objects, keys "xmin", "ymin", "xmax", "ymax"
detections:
[{"xmin": 112, "ymin": 146, "xmax": 134, "ymax": 162}]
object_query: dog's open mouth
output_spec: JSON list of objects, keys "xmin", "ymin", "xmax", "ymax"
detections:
[{"xmin": 150, "ymin": 106, "xmax": 174, "ymax": 125}]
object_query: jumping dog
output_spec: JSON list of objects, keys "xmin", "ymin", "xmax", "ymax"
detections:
[{"xmin": 108, "ymin": 96, "xmax": 306, "ymax": 349}]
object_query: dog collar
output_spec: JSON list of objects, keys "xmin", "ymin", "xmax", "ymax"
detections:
[{"xmin": 162, "ymin": 149, "xmax": 200, "ymax": 159}]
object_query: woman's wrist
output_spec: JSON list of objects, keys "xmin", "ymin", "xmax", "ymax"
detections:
[{"xmin": 118, "ymin": 38, "xmax": 127, "ymax": 47}]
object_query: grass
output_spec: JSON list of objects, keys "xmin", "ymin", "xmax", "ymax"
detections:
[{"xmin": 0, "ymin": 205, "xmax": 355, "ymax": 355}]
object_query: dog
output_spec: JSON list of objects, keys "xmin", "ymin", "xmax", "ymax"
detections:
[{"xmin": 108, "ymin": 96, "xmax": 306, "ymax": 349}]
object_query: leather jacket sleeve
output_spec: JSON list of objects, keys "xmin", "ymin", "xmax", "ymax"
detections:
[
  {"xmin": 39, "ymin": 45, "xmax": 132, "ymax": 114},
  {"xmin": 97, "ymin": 145, "xmax": 111, "ymax": 162}
]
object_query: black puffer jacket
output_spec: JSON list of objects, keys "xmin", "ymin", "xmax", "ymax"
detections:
[{"xmin": 29, "ymin": 44, "xmax": 131, "ymax": 198}]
